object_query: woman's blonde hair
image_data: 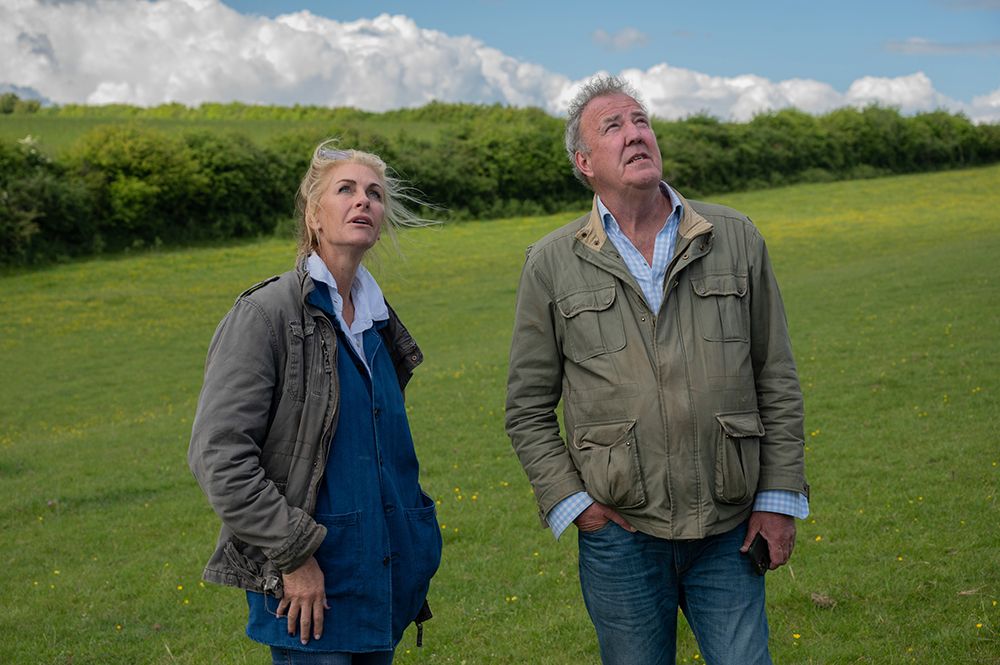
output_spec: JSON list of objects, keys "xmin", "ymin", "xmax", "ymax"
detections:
[{"xmin": 295, "ymin": 138, "xmax": 435, "ymax": 257}]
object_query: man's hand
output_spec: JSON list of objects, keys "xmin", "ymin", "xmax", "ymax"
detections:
[
  {"xmin": 575, "ymin": 501, "xmax": 637, "ymax": 533},
  {"xmin": 276, "ymin": 556, "xmax": 329, "ymax": 644},
  {"xmin": 740, "ymin": 511, "xmax": 796, "ymax": 569}
]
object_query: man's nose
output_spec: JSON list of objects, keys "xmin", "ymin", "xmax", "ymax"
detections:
[{"xmin": 623, "ymin": 121, "xmax": 643, "ymax": 143}]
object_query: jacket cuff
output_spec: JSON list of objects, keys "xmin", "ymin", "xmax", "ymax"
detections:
[
  {"xmin": 758, "ymin": 469, "xmax": 809, "ymax": 498},
  {"xmin": 535, "ymin": 473, "xmax": 586, "ymax": 519},
  {"xmin": 264, "ymin": 512, "xmax": 327, "ymax": 573}
]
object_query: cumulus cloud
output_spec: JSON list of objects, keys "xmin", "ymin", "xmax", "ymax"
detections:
[
  {"xmin": 0, "ymin": 0, "xmax": 994, "ymax": 122},
  {"xmin": 592, "ymin": 28, "xmax": 649, "ymax": 51},
  {"xmin": 0, "ymin": 0, "xmax": 570, "ymax": 109},
  {"xmin": 969, "ymin": 86, "xmax": 1000, "ymax": 122}
]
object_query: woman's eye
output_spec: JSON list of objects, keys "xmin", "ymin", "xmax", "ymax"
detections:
[
  {"xmin": 369, "ymin": 190, "xmax": 383, "ymax": 202},
  {"xmin": 338, "ymin": 184, "xmax": 351, "ymax": 194}
]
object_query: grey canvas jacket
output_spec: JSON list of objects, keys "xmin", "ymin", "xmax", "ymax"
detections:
[
  {"xmin": 505, "ymin": 190, "xmax": 807, "ymax": 540},
  {"xmin": 188, "ymin": 259, "xmax": 422, "ymax": 593}
]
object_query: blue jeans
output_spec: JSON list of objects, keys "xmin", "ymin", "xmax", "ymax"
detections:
[
  {"xmin": 578, "ymin": 521, "xmax": 771, "ymax": 665},
  {"xmin": 270, "ymin": 647, "xmax": 393, "ymax": 665}
]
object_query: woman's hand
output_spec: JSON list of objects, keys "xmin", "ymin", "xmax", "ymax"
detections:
[{"xmin": 276, "ymin": 556, "xmax": 328, "ymax": 644}]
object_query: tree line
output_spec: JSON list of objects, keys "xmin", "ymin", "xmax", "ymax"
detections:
[{"xmin": 2, "ymin": 97, "xmax": 999, "ymax": 265}]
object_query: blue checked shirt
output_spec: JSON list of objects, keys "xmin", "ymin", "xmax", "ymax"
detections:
[{"xmin": 546, "ymin": 183, "xmax": 808, "ymax": 539}]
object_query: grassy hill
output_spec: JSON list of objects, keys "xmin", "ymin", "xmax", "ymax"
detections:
[{"xmin": 1, "ymin": 166, "xmax": 998, "ymax": 663}]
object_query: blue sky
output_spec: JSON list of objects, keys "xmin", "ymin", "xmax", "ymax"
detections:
[
  {"xmin": 225, "ymin": 0, "xmax": 1000, "ymax": 101},
  {"xmin": 2, "ymin": 0, "xmax": 998, "ymax": 120}
]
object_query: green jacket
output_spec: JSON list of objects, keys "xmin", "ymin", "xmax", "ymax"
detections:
[{"xmin": 505, "ymin": 191, "xmax": 807, "ymax": 540}]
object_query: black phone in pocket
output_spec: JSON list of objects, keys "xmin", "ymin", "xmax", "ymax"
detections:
[{"xmin": 746, "ymin": 532, "xmax": 771, "ymax": 575}]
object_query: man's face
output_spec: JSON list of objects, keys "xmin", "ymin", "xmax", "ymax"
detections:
[{"xmin": 575, "ymin": 93, "xmax": 663, "ymax": 194}]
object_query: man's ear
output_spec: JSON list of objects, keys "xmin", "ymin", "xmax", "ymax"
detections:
[{"xmin": 574, "ymin": 150, "xmax": 593, "ymax": 179}]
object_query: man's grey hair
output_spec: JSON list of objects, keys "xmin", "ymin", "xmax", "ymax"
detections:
[{"xmin": 564, "ymin": 75, "xmax": 646, "ymax": 189}]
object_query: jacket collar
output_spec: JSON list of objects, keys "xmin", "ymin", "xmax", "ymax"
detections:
[{"xmin": 574, "ymin": 182, "xmax": 713, "ymax": 254}]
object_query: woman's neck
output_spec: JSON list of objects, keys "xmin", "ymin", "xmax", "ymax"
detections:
[{"xmin": 318, "ymin": 249, "xmax": 363, "ymax": 327}]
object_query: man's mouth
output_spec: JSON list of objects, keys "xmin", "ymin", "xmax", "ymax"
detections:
[{"xmin": 626, "ymin": 153, "xmax": 649, "ymax": 165}]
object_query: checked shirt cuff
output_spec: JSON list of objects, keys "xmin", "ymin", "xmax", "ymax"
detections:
[
  {"xmin": 547, "ymin": 491, "xmax": 594, "ymax": 540},
  {"xmin": 754, "ymin": 489, "xmax": 810, "ymax": 519}
]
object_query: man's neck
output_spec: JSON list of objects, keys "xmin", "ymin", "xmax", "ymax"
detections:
[{"xmin": 599, "ymin": 183, "xmax": 671, "ymax": 237}]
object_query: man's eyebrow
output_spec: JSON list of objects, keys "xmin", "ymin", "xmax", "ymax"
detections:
[{"xmin": 599, "ymin": 112, "xmax": 623, "ymax": 128}]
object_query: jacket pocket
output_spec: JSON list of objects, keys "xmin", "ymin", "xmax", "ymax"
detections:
[
  {"xmin": 572, "ymin": 419, "xmax": 646, "ymax": 509},
  {"xmin": 313, "ymin": 511, "xmax": 362, "ymax": 598},
  {"xmin": 691, "ymin": 274, "xmax": 749, "ymax": 342},
  {"xmin": 713, "ymin": 411, "xmax": 764, "ymax": 504},
  {"xmin": 403, "ymin": 491, "xmax": 443, "ymax": 586},
  {"xmin": 556, "ymin": 286, "xmax": 626, "ymax": 362},
  {"xmin": 284, "ymin": 319, "xmax": 306, "ymax": 402}
]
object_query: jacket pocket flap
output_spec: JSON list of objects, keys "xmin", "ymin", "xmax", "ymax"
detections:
[
  {"xmin": 557, "ymin": 286, "xmax": 617, "ymax": 318},
  {"xmin": 574, "ymin": 419, "xmax": 636, "ymax": 449},
  {"xmin": 715, "ymin": 411, "xmax": 765, "ymax": 438},
  {"xmin": 692, "ymin": 274, "xmax": 747, "ymax": 297}
]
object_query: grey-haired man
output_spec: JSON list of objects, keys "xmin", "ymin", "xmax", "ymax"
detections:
[{"xmin": 505, "ymin": 76, "xmax": 808, "ymax": 665}]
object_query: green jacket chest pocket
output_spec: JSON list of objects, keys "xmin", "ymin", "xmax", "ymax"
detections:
[
  {"xmin": 691, "ymin": 274, "xmax": 749, "ymax": 342},
  {"xmin": 556, "ymin": 286, "xmax": 626, "ymax": 363}
]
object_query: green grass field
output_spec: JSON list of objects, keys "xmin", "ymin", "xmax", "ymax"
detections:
[{"xmin": 2, "ymin": 166, "xmax": 998, "ymax": 664}]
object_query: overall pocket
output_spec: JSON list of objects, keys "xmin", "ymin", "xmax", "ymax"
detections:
[
  {"xmin": 572, "ymin": 419, "xmax": 646, "ymax": 509},
  {"xmin": 312, "ymin": 510, "xmax": 363, "ymax": 598},
  {"xmin": 713, "ymin": 411, "xmax": 764, "ymax": 504},
  {"xmin": 691, "ymin": 274, "xmax": 749, "ymax": 342},
  {"xmin": 403, "ymin": 491, "xmax": 443, "ymax": 584},
  {"xmin": 557, "ymin": 286, "xmax": 626, "ymax": 362}
]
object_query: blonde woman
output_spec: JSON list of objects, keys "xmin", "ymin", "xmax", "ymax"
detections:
[{"xmin": 189, "ymin": 141, "xmax": 441, "ymax": 664}]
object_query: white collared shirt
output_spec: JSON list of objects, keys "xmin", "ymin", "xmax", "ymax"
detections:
[{"xmin": 306, "ymin": 252, "xmax": 388, "ymax": 372}]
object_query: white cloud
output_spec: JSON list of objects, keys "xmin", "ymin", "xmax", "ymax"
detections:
[
  {"xmin": 969, "ymin": 86, "xmax": 1000, "ymax": 122},
  {"xmin": 0, "ymin": 0, "xmax": 994, "ymax": 122},
  {"xmin": 592, "ymin": 28, "xmax": 649, "ymax": 51},
  {"xmin": 844, "ymin": 72, "xmax": 956, "ymax": 112}
]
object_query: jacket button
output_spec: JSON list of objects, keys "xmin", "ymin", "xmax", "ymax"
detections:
[
  {"xmin": 682, "ymin": 254, "xmax": 689, "ymax": 260},
  {"xmin": 383, "ymin": 556, "xmax": 391, "ymax": 566},
  {"xmin": 374, "ymin": 407, "xmax": 381, "ymax": 419}
]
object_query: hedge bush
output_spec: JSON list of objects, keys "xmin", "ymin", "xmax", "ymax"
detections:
[{"xmin": 2, "ymin": 101, "xmax": 999, "ymax": 265}]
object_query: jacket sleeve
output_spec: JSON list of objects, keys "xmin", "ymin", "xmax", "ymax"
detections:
[
  {"xmin": 188, "ymin": 298, "xmax": 325, "ymax": 573},
  {"xmin": 505, "ymin": 254, "xmax": 587, "ymax": 521},
  {"xmin": 747, "ymin": 231, "xmax": 808, "ymax": 497}
]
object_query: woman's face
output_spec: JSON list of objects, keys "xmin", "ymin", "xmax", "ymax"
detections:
[{"xmin": 309, "ymin": 162, "xmax": 386, "ymax": 259}]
